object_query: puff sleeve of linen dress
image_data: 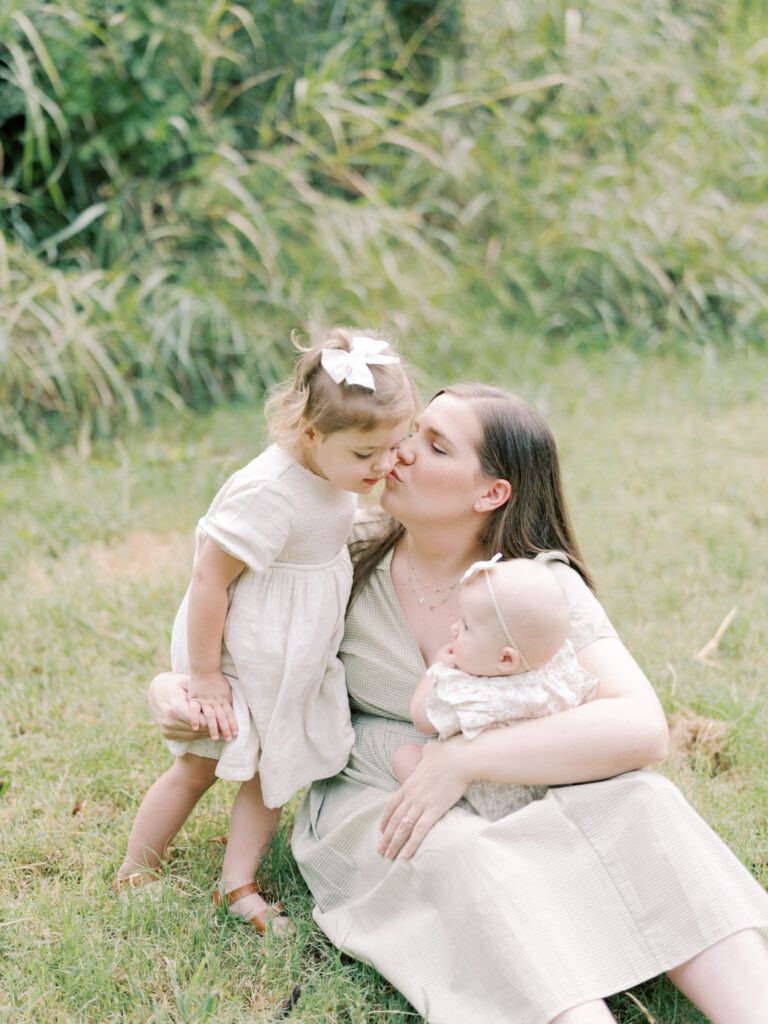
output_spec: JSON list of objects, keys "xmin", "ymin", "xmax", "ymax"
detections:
[
  {"xmin": 167, "ymin": 445, "xmax": 356, "ymax": 809},
  {"xmin": 291, "ymin": 515, "xmax": 768, "ymax": 1024}
]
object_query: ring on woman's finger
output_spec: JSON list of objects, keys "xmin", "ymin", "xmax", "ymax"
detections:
[{"xmin": 401, "ymin": 816, "xmax": 415, "ymax": 829}]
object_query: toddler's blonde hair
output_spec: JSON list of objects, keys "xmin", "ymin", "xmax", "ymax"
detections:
[{"xmin": 266, "ymin": 327, "xmax": 418, "ymax": 452}]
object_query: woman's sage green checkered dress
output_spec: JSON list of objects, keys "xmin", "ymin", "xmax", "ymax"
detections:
[{"xmin": 292, "ymin": 523, "xmax": 768, "ymax": 1024}]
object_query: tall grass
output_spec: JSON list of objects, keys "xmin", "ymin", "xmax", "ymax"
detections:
[{"xmin": 2, "ymin": 0, "xmax": 768, "ymax": 451}]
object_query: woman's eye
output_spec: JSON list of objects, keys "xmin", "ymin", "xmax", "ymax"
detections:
[
  {"xmin": 353, "ymin": 452, "xmax": 372, "ymax": 460},
  {"xmin": 430, "ymin": 444, "xmax": 447, "ymax": 455}
]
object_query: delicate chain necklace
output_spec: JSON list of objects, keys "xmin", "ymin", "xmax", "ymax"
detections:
[{"xmin": 405, "ymin": 542, "xmax": 463, "ymax": 611}]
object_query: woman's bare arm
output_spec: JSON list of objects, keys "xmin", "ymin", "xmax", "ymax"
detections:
[
  {"xmin": 463, "ymin": 637, "xmax": 669, "ymax": 784},
  {"xmin": 378, "ymin": 636, "xmax": 669, "ymax": 859}
]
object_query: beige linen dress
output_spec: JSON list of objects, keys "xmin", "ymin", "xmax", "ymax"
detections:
[
  {"xmin": 168, "ymin": 445, "xmax": 356, "ymax": 808},
  {"xmin": 292, "ymin": 516, "xmax": 768, "ymax": 1024}
]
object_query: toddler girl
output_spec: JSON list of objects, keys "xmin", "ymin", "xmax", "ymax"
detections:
[
  {"xmin": 392, "ymin": 553, "xmax": 598, "ymax": 820},
  {"xmin": 117, "ymin": 328, "xmax": 417, "ymax": 931}
]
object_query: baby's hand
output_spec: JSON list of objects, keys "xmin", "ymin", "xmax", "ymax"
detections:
[
  {"xmin": 434, "ymin": 642, "xmax": 456, "ymax": 668},
  {"xmin": 188, "ymin": 670, "xmax": 238, "ymax": 742}
]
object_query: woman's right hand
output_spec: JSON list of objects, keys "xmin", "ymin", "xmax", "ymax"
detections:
[
  {"xmin": 147, "ymin": 671, "xmax": 211, "ymax": 742},
  {"xmin": 378, "ymin": 736, "xmax": 471, "ymax": 860}
]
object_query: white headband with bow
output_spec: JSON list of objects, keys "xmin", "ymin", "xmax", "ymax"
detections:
[
  {"xmin": 320, "ymin": 336, "xmax": 400, "ymax": 391},
  {"xmin": 461, "ymin": 553, "xmax": 533, "ymax": 672}
]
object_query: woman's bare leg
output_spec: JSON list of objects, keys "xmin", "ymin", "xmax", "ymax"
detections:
[
  {"xmin": 666, "ymin": 928, "xmax": 768, "ymax": 1024},
  {"xmin": 119, "ymin": 753, "xmax": 218, "ymax": 881},
  {"xmin": 220, "ymin": 774, "xmax": 282, "ymax": 920},
  {"xmin": 549, "ymin": 1000, "xmax": 617, "ymax": 1023}
]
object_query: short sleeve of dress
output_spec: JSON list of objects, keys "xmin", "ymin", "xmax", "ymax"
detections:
[
  {"xmin": 200, "ymin": 473, "xmax": 295, "ymax": 572},
  {"xmin": 535, "ymin": 552, "xmax": 618, "ymax": 652}
]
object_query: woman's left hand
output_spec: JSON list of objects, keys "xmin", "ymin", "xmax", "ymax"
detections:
[{"xmin": 378, "ymin": 737, "xmax": 470, "ymax": 859}]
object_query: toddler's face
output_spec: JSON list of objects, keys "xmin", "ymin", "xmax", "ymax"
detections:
[
  {"xmin": 302, "ymin": 417, "xmax": 412, "ymax": 494},
  {"xmin": 450, "ymin": 582, "xmax": 506, "ymax": 677}
]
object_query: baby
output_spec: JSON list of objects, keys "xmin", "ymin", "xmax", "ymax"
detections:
[{"xmin": 392, "ymin": 554, "xmax": 598, "ymax": 820}]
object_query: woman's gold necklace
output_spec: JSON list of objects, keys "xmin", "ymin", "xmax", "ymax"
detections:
[{"xmin": 405, "ymin": 549, "xmax": 462, "ymax": 611}]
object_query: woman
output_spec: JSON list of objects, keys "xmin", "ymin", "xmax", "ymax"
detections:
[{"xmin": 151, "ymin": 384, "xmax": 768, "ymax": 1024}]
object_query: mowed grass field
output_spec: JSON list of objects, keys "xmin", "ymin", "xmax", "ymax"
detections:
[{"xmin": 2, "ymin": 346, "xmax": 767, "ymax": 1023}]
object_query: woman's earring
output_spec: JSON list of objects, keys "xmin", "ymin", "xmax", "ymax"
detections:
[{"xmin": 474, "ymin": 502, "xmax": 482, "ymax": 511}]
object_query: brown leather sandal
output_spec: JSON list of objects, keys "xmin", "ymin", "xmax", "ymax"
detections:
[
  {"xmin": 213, "ymin": 881, "xmax": 294, "ymax": 934},
  {"xmin": 112, "ymin": 871, "xmax": 163, "ymax": 902}
]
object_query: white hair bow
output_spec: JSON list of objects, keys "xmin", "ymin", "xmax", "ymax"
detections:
[
  {"xmin": 320, "ymin": 336, "xmax": 400, "ymax": 391},
  {"xmin": 460, "ymin": 551, "xmax": 503, "ymax": 584}
]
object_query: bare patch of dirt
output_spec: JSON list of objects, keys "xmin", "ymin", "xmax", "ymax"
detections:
[
  {"xmin": 667, "ymin": 711, "xmax": 731, "ymax": 775},
  {"xmin": 91, "ymin": 530, "xmax": 191, "ymax": 586}
]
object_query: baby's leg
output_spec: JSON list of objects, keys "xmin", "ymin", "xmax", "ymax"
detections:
[
  {"xmin": 119, "ymin": 753, "xmax": 218, "ymax": 882},
  {"xmin": 220, "ymin": 773, "xmax": 283, "ymax": 921},
  {"xmin": 392, "ymin": 743, "xmax": 424, "ymax": 785}
]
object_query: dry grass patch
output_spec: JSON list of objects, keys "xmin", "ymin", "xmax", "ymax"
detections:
[
  {"xmin": 90, "ymin": 530, "xmax": 191, "ymax": 587},
  {"xmin": 667, "ymin": 711, "xmax": 731, "ymax": 776}
]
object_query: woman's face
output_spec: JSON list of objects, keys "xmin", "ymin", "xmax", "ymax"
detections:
[{"xmin": 381, "ymin": 392, "xmax": 489, "ymax": 525}]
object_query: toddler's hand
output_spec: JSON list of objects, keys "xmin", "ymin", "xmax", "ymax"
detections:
[
  {"xmin": 434, "ymin": 642, "xmax": 456, "ymax": 668},
  {"xmin": 188, "ymin": 670, "xmax": 238, "ymax": 742}
]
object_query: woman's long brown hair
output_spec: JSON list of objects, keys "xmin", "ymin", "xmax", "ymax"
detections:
[{"xmin": 349, "ymin": 383, "xmax": 593, "ymax": 604}]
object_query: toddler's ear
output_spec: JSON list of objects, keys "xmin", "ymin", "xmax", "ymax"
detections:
[{"xmin": 301, "ymin": 424, "xmax": 322, "ymax": 447}]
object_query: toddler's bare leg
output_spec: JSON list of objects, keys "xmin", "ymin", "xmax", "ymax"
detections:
[
  {"xmin": 119, "ymin": 754, "xmax": 218, "ymax": 881},
  {"xmin": 220, "ymin": 773, "xmax": 282, "ymax": 920},
  {"xmin": 392, "ymin": 743, "xmax": 424, "ymax": 785}
]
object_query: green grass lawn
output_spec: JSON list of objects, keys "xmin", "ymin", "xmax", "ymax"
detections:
[{"xmin": 2, "ymin": 346, "xmax": 767, "ymax": 1023}]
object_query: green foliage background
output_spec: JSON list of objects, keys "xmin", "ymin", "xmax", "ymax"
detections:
[{"xmin": 2, "ymin": 0, "xmax": 767, "ymax": 450}]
